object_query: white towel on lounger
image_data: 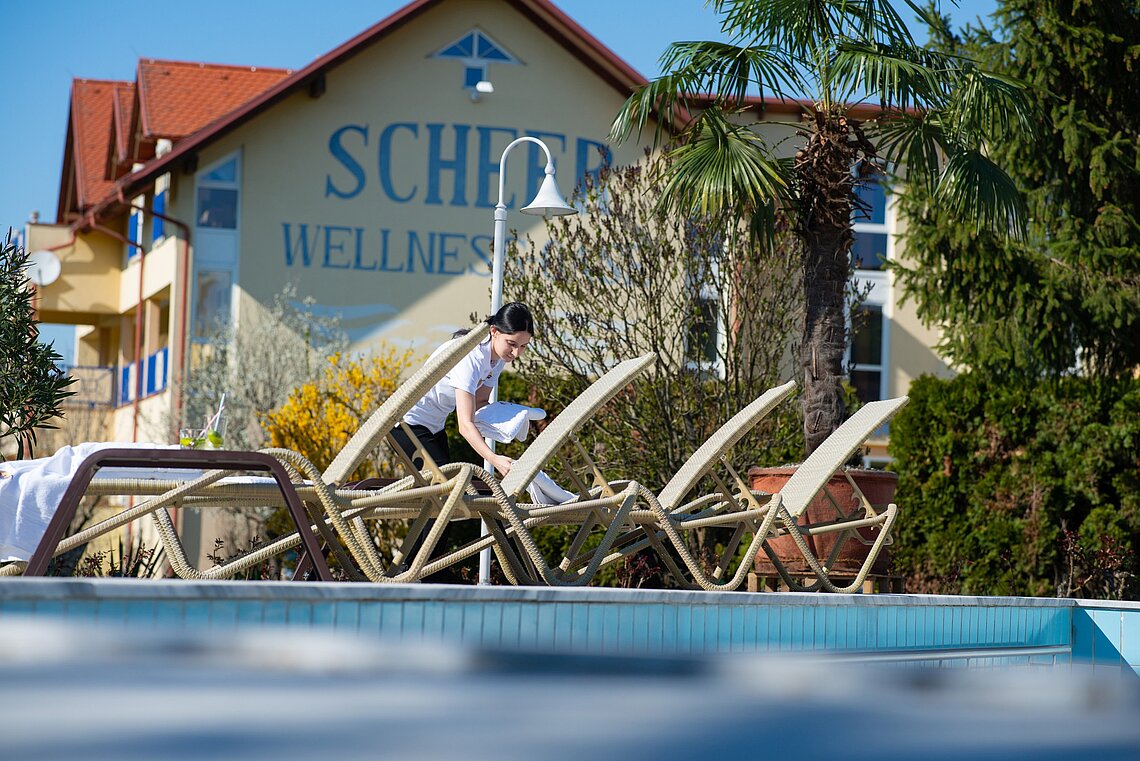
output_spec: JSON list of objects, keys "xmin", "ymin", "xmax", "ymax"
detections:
[
  {"xmin": 0, "ymin": 442, "xmax": 177, "ymax": 563},
  {"xmin": 472, "ymin": 403, "xmax": 575, "ymax": 505}
]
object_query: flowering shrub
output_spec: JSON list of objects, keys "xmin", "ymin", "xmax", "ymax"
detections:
[{"xmin": 262, "ymin": 345, "xmax": 417, "ymax": 482}]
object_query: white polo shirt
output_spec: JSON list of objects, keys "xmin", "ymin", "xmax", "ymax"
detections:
[{"xmin": 403, "ymin": 334, "xmax": 504, "ymax": 434}]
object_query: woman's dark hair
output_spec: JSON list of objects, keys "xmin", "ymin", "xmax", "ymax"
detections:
[{"xmin": 485, "ymin": 301, "xmax": 534, "ymax": 336}]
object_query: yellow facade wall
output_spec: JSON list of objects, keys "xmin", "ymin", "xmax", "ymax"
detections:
[
  {"xmin": 25, "ymin": 224, "xmax": 121, "ymax": 323},
  {"xmin": 184, "ymin": 0, "xmax": 654, "ymax": 352}
]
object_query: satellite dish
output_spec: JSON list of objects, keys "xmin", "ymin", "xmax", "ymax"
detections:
[{"xmin": 26, "ymin": 250, "xmax": 62, "ymax": 286}]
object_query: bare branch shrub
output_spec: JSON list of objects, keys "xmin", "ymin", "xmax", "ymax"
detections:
[{"xmin": 505, "ymin": 151, "xmax": 805, "ymax": 493}]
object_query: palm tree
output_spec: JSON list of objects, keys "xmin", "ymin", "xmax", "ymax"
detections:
[{"xmin": 611, "ymin": 0, "xmax": 1033, "ymax": 454}]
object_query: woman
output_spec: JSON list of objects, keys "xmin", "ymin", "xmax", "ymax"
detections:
[{"xmin": 392, "ymin": 301, "xmax": 533, "ymax": 478}]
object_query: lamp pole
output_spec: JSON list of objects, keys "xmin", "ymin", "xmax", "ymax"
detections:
[{"xmin": 479, "ymin": 135, "xmax": 577, "ymax": 584}]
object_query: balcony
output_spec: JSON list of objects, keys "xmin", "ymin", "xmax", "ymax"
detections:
[{"xmin": 117, "ymin": 347, "xmax": 169, "ymax": 406}]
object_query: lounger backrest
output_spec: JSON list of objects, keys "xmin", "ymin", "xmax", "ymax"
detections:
[
  {"xmin": 322, "ymin": 329, "xmax": 487, "ymax": 484},
  {"xmin": 499, "ymin": 353, "xmax": 655, "ymax": 499},
  {"xmin": 776, "ymin": 396, "xmax": 909, "ymax": 517},
  {"xmin": 655, "ymin": 380, "xmax": 797, "ymax": 511}
]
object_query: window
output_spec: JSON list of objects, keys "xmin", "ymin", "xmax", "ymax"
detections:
[
  {"xmin": 851, "ymin": 173, "xmax": 889, "ymax": 271},
  {"xmin": 196, "ymin": 158, "xmax": 239, "ymax": 229},
  {"xmin": 685, "ymin": 296, "xmax": 720, "ymax": 368},
  {"xmin": 192, "ymin": 269, "xmax": 233, "ymax": 340},
  {"xmin": 684, "ymin": 240, "xmax": 725, "ymax": 375},
  {"xmin": 431, "ymin": 29, "xmax": 519, "ymax": 94},
  {"xmin": 129, "ymin": 208, "xmax": 143, "ymax": 246},
  {"xmin": 464, "ymin": 66, "xmax": 485, "ymax": 88},
  {"xmin": 127, "ymin": 195, "xmax": 144, "ymax": 261},
  {"xmin": 196, "ymin": 187, "xmax": 237, "ymax": 229},
  {"xmin": 849, "ymin": 304, "xmax": 883, "ymax": 402}
]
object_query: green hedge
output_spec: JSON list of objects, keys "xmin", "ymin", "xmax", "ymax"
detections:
[{"xmin": 889, "ymin": 373, "xmax": 1140, "ymax": 598}]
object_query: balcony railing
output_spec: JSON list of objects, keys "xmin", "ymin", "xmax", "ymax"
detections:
[
  {"xmin": 117, "ymin": 347, "xmax": 169, "ymax": 406},
  {"xmin": 61, "ymin": 366, "xmax": 116, "ymax": 408}
]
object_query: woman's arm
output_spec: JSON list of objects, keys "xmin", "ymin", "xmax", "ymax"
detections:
[{"xmin": 455, "ymin": 389, "xmax": 513, "ymax": 476}]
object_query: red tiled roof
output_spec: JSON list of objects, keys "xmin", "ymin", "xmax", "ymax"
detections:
[
  {"xmin": 87, "ymin": 0, "xmax": 651, "ymax": 223},
  {"xmin": 64, "ymin": 79, "xmax": 130, "ymax": 218},
  {"xmin": 59, "ymin": 61, "xmax": 291, "ymax": 220},
  {"xmin": 107, "ymin": 81, "xmax": 136, "ymax": 180},
  {"xmin": 135, "ymin": 59, "xmax": 292, "ymax": 141}
]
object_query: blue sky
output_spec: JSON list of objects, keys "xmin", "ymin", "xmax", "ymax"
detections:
[{"xmin": 1, "ymin": 0, "xmax": 998, "ymax": 241}]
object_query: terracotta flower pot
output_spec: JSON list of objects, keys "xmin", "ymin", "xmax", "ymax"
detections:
[{"xmin": 747, "ymin": 466, "xmax": 897, "ymax": 577}]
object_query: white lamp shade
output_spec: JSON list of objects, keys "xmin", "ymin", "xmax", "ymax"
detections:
[{"xmin": 520, "ymin": 173, "xmax": 578, "ymax": 218}]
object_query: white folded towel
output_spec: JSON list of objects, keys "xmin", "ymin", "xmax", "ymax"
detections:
[
  {"xmin": 0, "ymin": 442, "xmax": 174, "ymax": 563},
  {"xmin": 472, "ymin": 403, "xmax": 575, "ymax": 505},
  {"xmin": 474, "ymin": 402, "xmax": 546, "ymax": 444},
  {"xmin": 526, "ymin": 470, "xmax": 578, "ymax": 505}
]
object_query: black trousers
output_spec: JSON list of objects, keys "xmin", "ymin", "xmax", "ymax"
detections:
[
  {"xmin": 390, "ymin": 423, "xmax": 450, "ymax": 470},
  {"xmin": 389, "ymin": 423, "xmax": 466, "ymax": 583}
]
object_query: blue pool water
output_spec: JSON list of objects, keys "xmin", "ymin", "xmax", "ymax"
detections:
[{"xmin": 3, "ymin": 579, "xmax": 1140, "ymax": 759}]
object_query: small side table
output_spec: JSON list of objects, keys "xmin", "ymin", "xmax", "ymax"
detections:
[{"xmin": 24, "ymin": 448, "xmax": 333, "ymax": 581}]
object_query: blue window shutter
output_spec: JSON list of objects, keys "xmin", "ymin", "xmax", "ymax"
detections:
[{"xmin": 152, "ymin": 189, "xmax": 166, "ymax": 242}]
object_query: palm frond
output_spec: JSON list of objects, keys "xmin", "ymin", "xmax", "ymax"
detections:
[
  {"xmin": 869, "ymin": 110, "xmax": 946, "ymax": 194},
  {"xmin": 847, "ymin": 0, "xmax": 919, "ymax": 47},
  {"xmin": 935, "ymin": 149, "xmax": 1027, "ymax": 238},
  {"xmin": 610, "ymin": 72, "xmax": 700, "ymax": 146},
  {"xmin": 713, "ymin": 0, "xmax": 844, "ymax": 57},
  {"xmin": 661, "ymin": 108, "xmax": 791, "ymax": 218},
  {"xmin": 657, "ymin": 40, "xmax": 799, "ymax": 105},
  {"xmin": 829, "ymin": 41, "xmax": 948, "ymax": 110},
  {"xmin": 944, "ymin": 65, "xmax": 1037, "ymax": 146}
]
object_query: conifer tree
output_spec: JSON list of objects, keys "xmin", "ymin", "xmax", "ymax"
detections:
[{"xmin": 896, "ymin": 0, "xmax": 1140, "ymax": 377}]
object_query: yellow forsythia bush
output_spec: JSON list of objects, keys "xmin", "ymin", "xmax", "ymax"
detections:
[{"xmin": 262, "ymin": 344, "xmax": 418, "ymax": 482}]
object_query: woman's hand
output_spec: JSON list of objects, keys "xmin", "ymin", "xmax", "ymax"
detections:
[{"xmin": 493, "ymin": 454, "xmax": 514, "ymax": 477}]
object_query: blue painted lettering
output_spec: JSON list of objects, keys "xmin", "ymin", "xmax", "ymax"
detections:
[
  {"xmin": 469, "ymin": 234, "xmax": 493, "ymax": 275},
  {"xmin": 325, "ymin": 125, "xmax": 368, "ymax": 199},
  {"xmin": 406, "ymin": 230, "xmax": 434, "ymax": 272},
  {"xmin": 352, "ymin": 227, "xmax": 377, "ymax": 270},
  {"xmin": 378, "ymin": 123, "xmax": 418, "ymax": 203},
  {"xmin": 378, "ymin": 228, "xmax": 404, "ymax": 272},
  {"xmin": 322, "ymin": 226, "xmax": 353, "ymax": 269},
  {"xmin": 282, "ymin": 222, "xmax": 320, "ymax": 266},
  {"xmin": 476, "ymin": 126, "xmax": 518, "ymax": 208},
  {"xmin": 324, "ymin": 121, "xmax": 612, "ymax": 211},
  {"xmin": 577, "ymin": 138, "xmax": 612, "ymax": 185},
  {"xmin": 425, "ymin": 124, "xmax": 469, "ymax": 206},
  {"xmin": 284, "ymin": 222, "xmax": 503, "ymax": 278},
  {"xmin": 437, "ymin": 232, "xmax": 466, "ymax": 275}
]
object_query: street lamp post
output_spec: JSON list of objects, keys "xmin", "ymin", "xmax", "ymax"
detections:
[{"xmin": 480, "ymin": 136, "xmax": 577, "ymax": 584}]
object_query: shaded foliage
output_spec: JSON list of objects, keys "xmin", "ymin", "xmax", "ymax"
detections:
[
  {"xmin": 505, "ymin": 153, "xmax": 805, "ymax": 494},
  {"xmin": 890, "ymin": 373, "xmax": 1139, "ymax": 599},
  {"xmin": 895, "ymin": 0, "xmax": 1140, "ymax": 378}
]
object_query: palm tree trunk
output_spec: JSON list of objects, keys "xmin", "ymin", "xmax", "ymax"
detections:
[
  {"xmin": 800, "ymin": 224, "xmax": 850, "ymax": 454},
  {"xmin": 796, "ymin": 111, "xmax": 858, "ymax": 455}
]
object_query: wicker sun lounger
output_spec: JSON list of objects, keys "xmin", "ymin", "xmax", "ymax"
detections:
[
  {"xmin": 404, "ymin": 375, "xmax": 797, "ymax": 588},
  {"xmin": 639, "ymin": 395, "xmax": 909, "ymax": 593},
  {"xmin": 756, "ymin": 396, "xmax": 909, "ymax": 593},
  {"xmin": 382, "ymin": 353, "xmax": 657, "ymax": 586},
  {"xmin": 536, "ymin": 380, "xmax": 798, "ymax": 591},
  {"xmin": 5, "ymin": 329, "xmax": 488, "ymax": 581}
]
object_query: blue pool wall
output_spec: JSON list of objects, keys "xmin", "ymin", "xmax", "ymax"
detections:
[{"xmin": 1, "ymin": 579, "xmax": 1137, "ymax": 674}]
